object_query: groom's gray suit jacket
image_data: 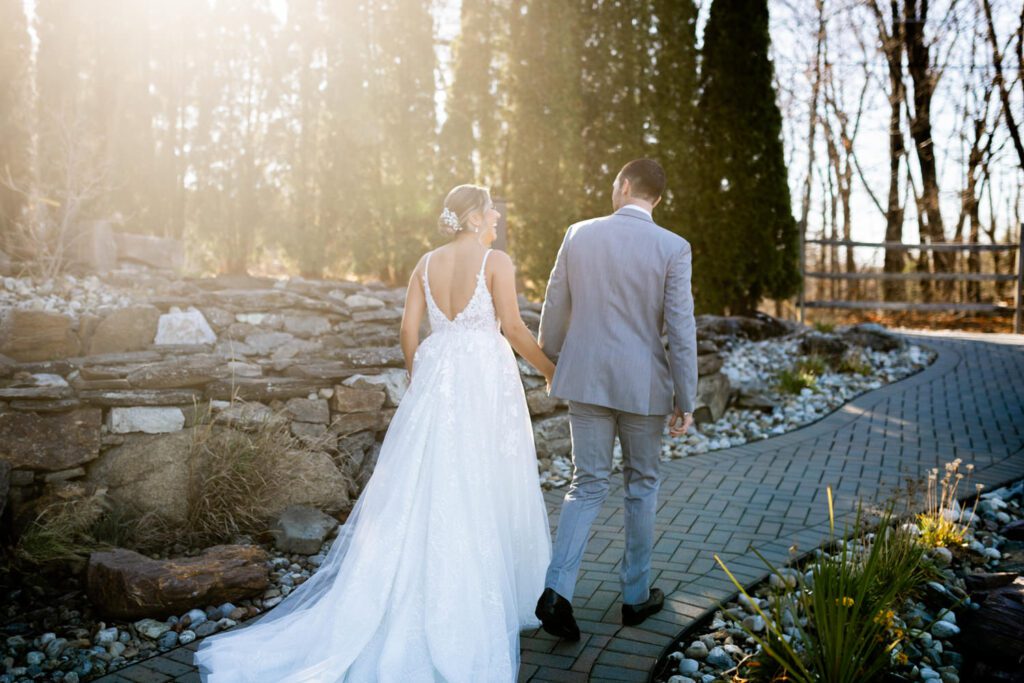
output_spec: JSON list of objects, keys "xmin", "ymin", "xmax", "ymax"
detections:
[{"xmin": 538, "ymin": 206, "xmax": 698, "ymax": 416}]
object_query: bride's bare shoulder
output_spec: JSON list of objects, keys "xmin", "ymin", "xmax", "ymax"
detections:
[{"xmin": 487, "ymin": 249, "xmax": 515, "ymax": 272}]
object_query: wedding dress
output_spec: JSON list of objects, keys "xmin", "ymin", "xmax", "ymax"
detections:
[{"xmin": 193, "ymin": 248, "xmax": 552, "ymax": 682}]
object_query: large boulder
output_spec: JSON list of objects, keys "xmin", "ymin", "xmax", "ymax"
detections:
[
  {"xmin": 693, "ymin": 372, "xmax": 731, "ymax": 425},
  {"xmin": 0, "ymin": 408, "xmax": 102, "ymax": 471},
  {"xmin": 86, "ymin": 305, "xmax": 161, "ymax": 355},
  {"xmin": 798, "ymin": 331, "xmax": 849, "ymax": 360},
  {"xmin": 0, "ymin": 309, "xmax": 81, "ymax": 361},
  {"xmin": 260, "ymin": 450, "xmax": 351, "ymax": 517},
  {"xmin": 696, "ymin": 313, "xmax": 793, "ymax": 342},
  {"xmin": 838, "ymin": 322, "xmax": 904, "ymax": 352},
  {"xmin": 84, "ymin": 429, "xmax": 196, "ymax": 523},
  {"xmin": 86, "ymin": 544, "xmax": 268, "ymax": 620}
]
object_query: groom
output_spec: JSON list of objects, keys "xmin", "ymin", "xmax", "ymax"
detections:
[{"xmin": 534, "ymin": 158, "xmax": 698, "ymax": 640}]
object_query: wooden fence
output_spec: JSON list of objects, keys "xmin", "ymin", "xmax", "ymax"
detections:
[{"xmin": 798, "ymin": 236, "xmax": 1024, "ymax": 333}]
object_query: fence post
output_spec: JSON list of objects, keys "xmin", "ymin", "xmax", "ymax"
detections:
[
  {"xmin": 1016, "ymin": 224, "xmax": 1023, "ymax": 334},
  {"xmin": 798, "ymin": 223, "xmax": 806, "ymax": 325}
]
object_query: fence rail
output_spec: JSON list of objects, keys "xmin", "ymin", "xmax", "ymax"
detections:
[{"xmin": 798, "ymin": 236, "xmax": 1024, "ymax": 334}]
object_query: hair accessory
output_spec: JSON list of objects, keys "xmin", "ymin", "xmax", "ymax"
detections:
[{"xmin": 440, "ymin": 207, "xmax": 462, "ymax": 232}]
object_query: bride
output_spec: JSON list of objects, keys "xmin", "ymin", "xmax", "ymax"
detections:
[{"xmin": 193, "ymin": 184, "xmax": 555, "ymax": 682}]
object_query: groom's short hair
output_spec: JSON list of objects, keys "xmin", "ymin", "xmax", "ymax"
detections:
[{"xmin": 619, "ymin": 159, "xmax": 666, "ymax": 201}]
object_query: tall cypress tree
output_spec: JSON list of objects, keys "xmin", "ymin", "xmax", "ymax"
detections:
[
  {"xmin": 506, "ymin": 0, "xmax": 585, "ymax": 296},
  {"xmin": 648, "ymin": 0, "xmax": 699, "ymax": 239},
  {"xmin": 437, "ymin": 0, "xmax": 502, "ymax": 193},
  {"xmin": 355, "ymin": 0, "xmax": 437, "ymax": 283},
  {"xmin": 577, "ymin": 0, "xmax": 653, "ymax": 217},
  {"xmin": 693, "ymin": 0, "xmax": 800, "ymax": 315}
]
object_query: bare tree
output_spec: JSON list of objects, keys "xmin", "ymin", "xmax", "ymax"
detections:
[
  {"xmin": 903, "ymin": 0, "xmax": 963, "ymax": 293},
  {"xmin": 1, "ymin": 108, "xmax": 112, "ymax": 280},
  {"xmin": 865, "ymin": 0, "xmax": 909, "ymax": 301},
  {"xmin": 980, "ymin": 0, "xmax": 1024, "ymax": 171}
]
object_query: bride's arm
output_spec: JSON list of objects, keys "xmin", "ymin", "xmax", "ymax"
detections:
[
  {"xmin": 489, "ymin": 251, "xmax": 556, "ymax": 383},
  {"xmin": 400, "ymin": 255, "xmax": 428, "ymax": 379}
]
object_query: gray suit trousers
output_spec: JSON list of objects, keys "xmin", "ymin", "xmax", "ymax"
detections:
[{"xmin": 544, "ymin": 400, "xmax": 665, "ymax": 606}]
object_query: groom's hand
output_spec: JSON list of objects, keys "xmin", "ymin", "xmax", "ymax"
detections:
[{"xmin": 668, "ymin": 408, "xmax": 692, "ymax": 437}]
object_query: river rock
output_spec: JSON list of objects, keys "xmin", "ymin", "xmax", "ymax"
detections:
[{"xmin": 86, "ymin": 544, "xmax": 268, "ymax": 619}]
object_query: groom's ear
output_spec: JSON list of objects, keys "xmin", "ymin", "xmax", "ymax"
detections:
[{"xmin": 652, "ymin": 195, "xmax": 662, "ymax": 210}]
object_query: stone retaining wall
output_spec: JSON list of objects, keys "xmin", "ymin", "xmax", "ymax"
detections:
[{"xmin": 0, "ymin": 268, "xmax": 731, "ymax": 533}]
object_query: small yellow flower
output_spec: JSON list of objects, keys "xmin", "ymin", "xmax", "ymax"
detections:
[{"xmin": 833, "ymin": 596, "xmax": 855, "ymax": 607}]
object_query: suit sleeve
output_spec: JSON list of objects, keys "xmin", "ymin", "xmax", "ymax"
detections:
[
  {"xmin": 664, "ymin": 244, "xmax": 698, "ymax": 413},
  {"xmin": 538, "ymin": 227, "xmax": 572, "ymax": 363}
]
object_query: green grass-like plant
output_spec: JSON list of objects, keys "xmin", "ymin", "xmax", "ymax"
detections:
[
  {"xmin": 714, "ymin": 486, "xmax": 937, "ymax": 683},
  {"xmin": 813, "ymin": 321, "xmax": 835, "ymax": 333},
  {"xmin": 836, "ymin": 351, "xmax": 873, "ymax": 376},
  {"xmin": 776, "ymin": 356, "xmax": 827, "ymax": 395}
]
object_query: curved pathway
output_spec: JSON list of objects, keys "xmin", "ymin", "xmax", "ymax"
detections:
[{"xmin": 95, "ymin": 331, "xmax": 1024, "ymax": 683}]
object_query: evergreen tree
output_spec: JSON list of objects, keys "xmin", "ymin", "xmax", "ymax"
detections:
[
  {"xmin": 648, "ymin": 0, "xmax": 699, "ymax": 239},
  {"xmin": 437, "ymin": 0, "xmax": 502, "ymax": 192},
  {"xmin": 577, "ymin": 0, "xmax": 653, "ymax": 217},
  {"xmin": 351, "ymin": 0, "xmax": 438, "ymax": 282},
  {"xmin": 506, "ymin": 0, "xmax": 585, "ymax": 296},
  {"xmin": 692, "ymin": 0, "xmax": 800, "ymax": 315}
]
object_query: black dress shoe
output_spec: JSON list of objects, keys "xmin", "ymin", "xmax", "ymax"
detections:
[
  {"xmin": 534, "ymin": 588, "xmax": 581, "ymax": 641},
  {"xmin": 621, "ymin": 587, "xmax": 664, "ymax": 626}
]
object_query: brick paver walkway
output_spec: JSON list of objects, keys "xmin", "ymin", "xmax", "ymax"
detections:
[{"xmin": 95, "ymin": 330, "xmax": 1024, "ymax": 683}]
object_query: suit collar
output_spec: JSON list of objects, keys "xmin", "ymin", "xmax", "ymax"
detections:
[{"xmin": 614, "ymin": 205, "xmax": 654, "ymax": 223}]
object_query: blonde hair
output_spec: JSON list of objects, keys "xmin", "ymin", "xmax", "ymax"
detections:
[{"xmin": 438, "ymin": 184, "xmax": 490, "ymax": 236}]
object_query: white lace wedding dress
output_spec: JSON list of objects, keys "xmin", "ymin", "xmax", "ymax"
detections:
[{"xmin": 193, "ymin": 249, "xmax": 552, "ymax": 682}]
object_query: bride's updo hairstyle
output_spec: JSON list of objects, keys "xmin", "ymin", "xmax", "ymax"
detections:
[{"xmin": 438, "ymin": 184, "xmax": 490, "ymax": 237}]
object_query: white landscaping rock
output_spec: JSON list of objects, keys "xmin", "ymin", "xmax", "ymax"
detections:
[
  {"xmin": 106, "ymin": 407, "xmax": 185, "ymax": 434},
  {"xmin": 154, "ymin": 306, "xmax": 216, "ymax": 345}
]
